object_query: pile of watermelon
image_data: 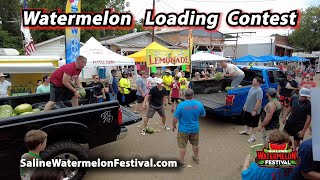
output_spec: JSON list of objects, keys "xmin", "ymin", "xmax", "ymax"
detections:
[
  {"xmin": 0, "ymin": 104, "xmax": 41, "ymax": 119},
  {"xmin": 214, "ymin": 72, "xmax": 223, "ymax": 81}
]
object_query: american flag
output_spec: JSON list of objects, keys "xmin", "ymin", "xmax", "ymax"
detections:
[{"xmin": 21, "ymin": 0, "xmax": 36, "ymax": 55}]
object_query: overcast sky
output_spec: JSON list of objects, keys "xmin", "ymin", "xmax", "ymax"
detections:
[{"xmin": 125, "ymin": 0, "xmax": 320, "ymax": 37}]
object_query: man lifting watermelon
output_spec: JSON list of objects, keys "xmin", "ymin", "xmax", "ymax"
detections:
[{"xmin": 44, "ymin": 55, "xmax": 87, "ymax": 111}]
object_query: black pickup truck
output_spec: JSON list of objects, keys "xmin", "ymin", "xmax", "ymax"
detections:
[{"xmin": 0, "ymin": 88, "xmax": 141, "ymax": 180}]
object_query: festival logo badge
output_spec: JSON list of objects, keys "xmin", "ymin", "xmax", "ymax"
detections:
[{"xmin": 255, "ymin": 143, "xmax": 300, "ymax": 168}]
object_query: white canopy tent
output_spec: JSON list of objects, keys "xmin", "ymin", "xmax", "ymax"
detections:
[
  {"xmin": 80, "ymin": 37, "xmax": 135, "ymax": 66},
  {"xmin": 191, "ymin": 51, "xmax": 230, "ymax": 62},
  {"xmin": 80, "ymin": 37, "xmax": 136, "ymax": 79}
]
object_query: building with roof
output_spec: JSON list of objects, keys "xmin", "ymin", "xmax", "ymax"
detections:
[
  {"xmin": 100, "ymin": 31, "xmax": 174, "ymax": 56},
  {"xmin": 155, "ymin": 29, "xmax": 226, "ymax": 56},
  {"xmin": 30, "ymin": 35, "xmax": 85, "ymax": 60},
  {"xmin": 224, "ymin": 34, "xmax": 295, "ymax": 59}
]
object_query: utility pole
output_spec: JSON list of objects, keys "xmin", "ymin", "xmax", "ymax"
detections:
[
  {"xmin": 224, "ymin": 32, "xmax": 256, "ymax": 59},
  {"xmin": 151, "ymin": 0, "xmax": 155, "ymax": 42},
  {"xmin": 270, "ymin": 38, "xmax": 273, "ymax": 55}
]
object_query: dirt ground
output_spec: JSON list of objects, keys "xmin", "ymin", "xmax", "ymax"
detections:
[{"xmin": 83, "ymin": 75, "xmax": 315, "ymax": 180}]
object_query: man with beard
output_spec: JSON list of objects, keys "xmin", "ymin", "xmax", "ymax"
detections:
[{"xmin": 283, "ymin": 88, "xmax": 311, "ymax": 150}]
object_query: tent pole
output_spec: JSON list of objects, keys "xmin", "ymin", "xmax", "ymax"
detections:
[{"xmin": 134, "ymin": 65, "xmax": 138, "ymax": 83}]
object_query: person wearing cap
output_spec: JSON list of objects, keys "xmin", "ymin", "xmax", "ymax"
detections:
[
  {"xmin": 119, "ymin": 72, "xmax": 131, "ymax": 107},
  {"xmin": 219, "ymin": 61, "xmax": 245, "ymax": 88},
  {"xmin": 141, "ymin": 79, "xmax": 170, "ymax": 135},
  {"xmin": 0, "ymin": 73, "xmax": 11, "ymax": 97},
  {"xmin": 162, "ymin": 70, "xmax": 173, "ymax": 105},
  {"xmin": 283, "ymin": 88, "xmax": 311, "ymax": 150},
  {"xmin": 134, "ymin": 71, "xmax": 147, "ymax": 113},
  {"xmin": 173, "ymin": 89, "xmax": 206, "ymax": 167},
  {"xmin": 239, "ymin": 77, "xmax": 263, "ymax": 143},
  {"xmin": 147, "ymin": 73, "xmax": 158, "ymax": 89},
  {"xmin": 256, "ymin": 88, "xmax": 282, "ymax": 146},
  {"xmin": 277, "ymin": 71, "xmax": 299, "ymax": 109}
]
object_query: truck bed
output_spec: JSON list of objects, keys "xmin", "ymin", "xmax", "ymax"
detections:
[
  {"xmin": 121, "ymin": 106, "xmax": 142, "ymax": 125},
  {"xmin": 182, "ymin": 92, "xmax": 227, "ymax": 110}
]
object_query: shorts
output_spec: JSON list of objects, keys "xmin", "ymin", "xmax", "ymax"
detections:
[
  {"xmin": 146, "ymin": 105, "xmax": 165, "ymax": 118},
  {"xmin": 165, "ymin": 90, "xmax": 171, "ymax": 96},
  {"xmin": 171, "ymin": 98, "xmax": 179, "ymax": 103},
  {"xmin": 283, "ymin": 123, "xmax": 304, "ymax": 141},
  {"xmin": 279, "ymin": 96, "xmax": 291, "ymax": 107},
  {"xmin": 243, "ymin": 111, "xmax": 260, "ymax": 128},
  {"xmin": 50, "ymin": 84, "xmax": 74, "ymax": 102},
  {"xmin": 177, "ymin": 132, "xmax": 199, "ymax": 148},
  {"xmin": 136, "ymin": 95, "xmax": 144, "ymax": 103}
]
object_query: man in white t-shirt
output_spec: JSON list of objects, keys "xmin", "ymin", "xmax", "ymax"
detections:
[
  {"xmin": 220, "ymin": 61, "xmax": 245, "ymax": 88},
  {"xmin": 0, "ymin": 73, "xmax": 11, "ymax": 97}
]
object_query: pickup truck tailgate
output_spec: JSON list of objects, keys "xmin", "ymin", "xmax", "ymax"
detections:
[
  {"xmin": 121, "ymin": 106, "xmax": 142, "ymax": 125},
  {"xmin": 193, "ymin": 92, "xmax": 227, "ymax": 110}
]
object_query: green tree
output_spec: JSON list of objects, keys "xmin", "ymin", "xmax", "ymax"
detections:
[
  {"xmin": 289, "ymin": 6, "xmax": 320, "ymax": 52},
  {"xmin": 0, "ymin": 0, "xmax": 23, "ymax": 51}
]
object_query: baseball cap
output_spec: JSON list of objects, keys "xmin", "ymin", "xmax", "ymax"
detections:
[
  {"xmin": 266, "ymin": 88, "xmax": 277, "ymax": 96},
  {"xmin": 156, "ymin": 79, "xmax": 162, "ymax": 84},
  {"xmin": 299, "ymin": 88, "xmax": 310, "ymax": 97},
  {"xmin": 286, "ymin": 71, "xmax": 294, "ymax": 76},
  {"xmin": 165, "ymin": 69, "xmax": 171, "ymax": 73}
]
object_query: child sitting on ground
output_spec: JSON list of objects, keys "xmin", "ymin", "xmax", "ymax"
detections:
[
  {"xmin": 170, "ymin": 76, "xmax": 181, "ymax": 112},
  {"xmin": 20, "ymin": 130, "xmax": 47, "ymax": 180}
]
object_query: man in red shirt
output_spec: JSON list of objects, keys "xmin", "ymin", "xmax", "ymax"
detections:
[{"xmin": 44, "ymin": 55, "xmax": 87, "ymax": 111}]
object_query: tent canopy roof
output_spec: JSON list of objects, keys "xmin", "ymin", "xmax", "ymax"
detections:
[
  {"xmin": 80, "ymin": 37, "xmax": 134, "ymax": 66},
  {"xmin": 232, "ymin": 55, "xmax": 265, "ymax": 63},
  {"xmin": 128, "ymin": 42, "xmax": 170, "ymax": 63},
  {"xmin": 191, "ymin": 51, "xmax": 230, "ymax": 62}
]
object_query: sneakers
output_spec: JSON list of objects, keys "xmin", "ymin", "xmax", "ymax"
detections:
[
  {"xmin": 192, "ymin": 155, "xmax": 199, "ymax": 164},
  {"xmin": 247, "ymin": 136, "xmax": 256, "ymax": 143},
  {"xmin": 239, "ymin": 130, "xmax": 250, "ymax": 135},
  {"xmin": 164, "ymin": 125, "xmax": 170, "ymax": 130},
  {"xmin": 141, "ymin": 129, "xmax": 146, "ymax": 136}
]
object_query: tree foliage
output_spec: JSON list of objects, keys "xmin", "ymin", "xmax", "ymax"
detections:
[
  {"xmin": 0, "ymin": 0, "xmax": 23, "ymax": 51},
  {"xmin": 289, "ymin": 6, "xmax": 320, "ymax": 52}
]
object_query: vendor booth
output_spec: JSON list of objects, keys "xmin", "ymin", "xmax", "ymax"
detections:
[
  {"xmin": 191, "ymin": 51, "xmax": 230, "ymax": 75},
  {"xmin": 80, "ymin": 37, "xmax": 136, "ymax": 104},
  {"xmin": 80, "ymin": 37, "xmax": 135, "ymax": 79},
  {"xmin": 128, "ymin": 42, "xmax": 170, "ymax": 73},
  {"xmin": 0, "ymin": 56, "xmax": 59, "ymax": 95}
]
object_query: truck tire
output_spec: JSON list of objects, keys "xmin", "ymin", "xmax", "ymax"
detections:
[
  {"xmin": 41, "ymin": 141, "xmax": 88, "ymax": 180},
  {"xmin": 202, "ymin": 87, "xmax": 219, "ymax": 94}
]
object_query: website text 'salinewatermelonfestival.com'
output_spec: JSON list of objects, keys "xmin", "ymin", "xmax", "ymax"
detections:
[{"xmin": 20, "ymin": 158, "xmax": 178, "ymax": 168}]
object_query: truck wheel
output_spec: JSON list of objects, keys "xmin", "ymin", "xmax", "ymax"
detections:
[{"xmin": 41, "ymin": 141, "xmax": 88, "ymax": 180}]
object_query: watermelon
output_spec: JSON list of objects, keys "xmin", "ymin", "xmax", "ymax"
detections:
[
  {"xmin": 0, "ymin": 105, "xmax": 13, "ymax": 113},
  {"xmin": 32, "ymin": 108, "xmax": 41, "ymax": 113},
  {"xmin": 19, "ymin": 112, "xmax": 34, "ymax": 116},
  {"xmin": 225, "ymin": 86, "xmax": 232, "ymax": 91},
  {"xmin": 214, "ymin": 72, "xmax": 223, "ymax": 81},
  {"xmin": 77, "ymin": 88, "xmax": 86, "ymax": 98},
  {"xmin": 0, "ymin": 112, "xmax": 12, "ymax": 119},
  {"xmin": 146, "ymin": 127, "xmax": 156, "ymax": 134},
  {"xmin": 14, "ymin": 104, "xmax": 32, "ymax": 115}
]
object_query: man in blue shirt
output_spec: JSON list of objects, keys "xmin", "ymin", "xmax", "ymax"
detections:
[
  {"xmin": 295, "ymin": 138, "xmax": 320, "ymax": 179},
  {"xmin": 108, "ymin": 69, "xmax": 119, "ymax": 101},
  {"xmin": 173, "ymin": 89, "xmax": 206, "ymax": 167}
]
